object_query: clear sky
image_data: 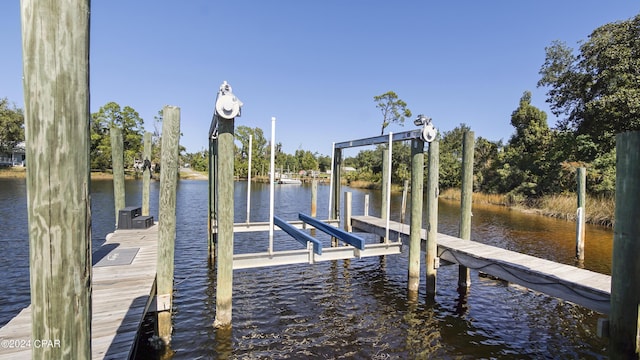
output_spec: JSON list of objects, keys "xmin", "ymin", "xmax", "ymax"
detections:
[{"xmin": 1, "ymin": 1, "xmax": 638, "ymax": 156}]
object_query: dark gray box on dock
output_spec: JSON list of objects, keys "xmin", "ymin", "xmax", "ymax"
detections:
[
  {"xmin": 132, "ymin": 215, "xmax": 154, "ymax": 229},
  {"xmin": 118, "ymin": 206, "xmax": 142, "ymax": 229}
]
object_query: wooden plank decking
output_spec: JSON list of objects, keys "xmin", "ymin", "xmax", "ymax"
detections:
[
  {"xmin": 0, "ymin": 224, "xmax": 158, "ymax": 360},
  {"xmin": 352, "ymin": 216, "xmax": 611, "ymax": 314}
]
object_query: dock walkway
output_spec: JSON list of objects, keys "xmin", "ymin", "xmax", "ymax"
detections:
[
  {"xmin": 352, "ymin": 216, "xmax": 611, "ymax": 314},
  {"xmin": 0, "ymin": 224, "xmax": 158, "ymax": 359}
]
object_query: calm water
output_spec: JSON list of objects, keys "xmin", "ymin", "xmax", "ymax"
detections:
[{"xmin": 0, "ymin": 178, "xmax": 613, "ymax": 359}]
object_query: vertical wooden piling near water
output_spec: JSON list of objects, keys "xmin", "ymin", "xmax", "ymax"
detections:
[
  {"xmin": 142, "ymin": 131, "xmax": 152, "ymax": 216},
  {"xmin": 609, "ymin": 131, "xmax": 640, "ymax": 359},
  {"xmin": 111, "ymin": 126, "xmax": 125, "ymax": 228},
  {"xmin": 408, "ymin": 139, "xmax": 424, "ymax": 292},
  {"xmin": 156, "ymin": 106, "xmax": 181, "ymax": 343},
  {"xmin": 426, "ymin": 140, "xmax": 439, "ymax": 296},
  {"xmin": 458, "ymin": 131, "xmax": 474, "ymax": 288},
  {"xmin": 576, "ymin": 167, "xmax": 586, "ymax": 262},
  {"xmin": 380, "ymin": 149, "xmax": 389, "ymax": 242},
  {"xmin": 214, "ymin": 116, "xmax": 236, "ymax": 328},
  {"xmin": 330, "ymin": 148, "xmax": 343, "ymax": 247},
  {"xmin": 21, "ymin": 0, "xmax": 92, "ymax": 357}
]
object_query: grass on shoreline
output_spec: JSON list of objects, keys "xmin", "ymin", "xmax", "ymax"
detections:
[{"xmin": 439, "ymin": 188, "xmax": 614, "ymax": 228}]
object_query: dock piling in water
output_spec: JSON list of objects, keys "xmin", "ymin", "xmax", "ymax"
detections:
[
  {"xmin": 609, "ymin": 131, "xmax": 640, "ymax": 359},
  {"xmin": 21, "ymin": 0, "xmax": 92, "ymax": 357},
  {"xmin": 111, "ymin": 126, "xmax": 125, "ymax": 229},
  {"xmin": 458, "ymin": 131, "xmax": 474, "ymax": 288},
  {"xmin": 408, "ymin": 139, "xmax": 425, "ymax": 292},
  {"xmin": 156, "ymin": 105, "xmax": 181, "ymax": 344},
  {"xmin": 426, "ymin": 140, "xmax": 440, "ymax": 296}
]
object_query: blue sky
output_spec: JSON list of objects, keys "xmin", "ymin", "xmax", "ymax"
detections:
[{"xmin": 1, "ymin": 1, "xmax": 639, "ymax": 157}]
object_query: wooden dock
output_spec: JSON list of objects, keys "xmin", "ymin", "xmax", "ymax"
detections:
[
  {"xmin": 0, "ymin": 224, "xmax": 158, "ymax": 359},
  {"xmin": 352, "ymin": 216, "xmax": 611, "ymax": 314}
]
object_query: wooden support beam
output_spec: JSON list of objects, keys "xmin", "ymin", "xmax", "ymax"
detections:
[
  {"xmin": 299, "ymin": 213, "xmax": 365, "ymax": 250},
  {"xmin": 111, "ymin": 126, "xmax": 125, "ymax": 228},
  {"xmin": 426, "ymin": 140, "xmax": 440, "ymax": 296},
  {"xmin": 156, "ymin": 105, "xmax": 180, "ymax": 344},
  {"xmin": 576, "ymin": 167, "xmax": 586, "ymax": 263},
  {"xmin": 458, "ymin": 131, "xmax": 474, "ymax": 288},
  {"xmin": 214, "ymin": 115, "xmax": 235, "ymax": 328},
  {"xmin": 408, "ymin": 139, "xmax": 424, "ymax": 292},
  {"xmin": 21, "ymin": 0, "xmax": 92, "ymax": 357},
  {"xmin": 142, "ymin": 131, "xmax": 152, "ymax": 216},
  {"xmin": 609, "ymin": 131, "xmax": 640, "ymax": 359},
  {"xmin": 274, "ymin": 216, "xmax": 322, "ymax": 255}
]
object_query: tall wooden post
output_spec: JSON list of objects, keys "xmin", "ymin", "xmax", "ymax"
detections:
[
  {"xmin": 214, "ymin": 116, "xmax": 235, "ymax": 328},
  {"xmin": 610, "ymin": 131, "xmax": 640, "ymax": 359},
  {"xmin": 21, "ymin": 0, "xmax": 92, "ymax": 358},
  {"xmin": 426, "ymin": 140, "xmax": 439, "ymax": 296},
  {"xmin": 111, "ymin": 126, "xmax": 125, "ymax": 228},
  {"xmin": 208, "ymin": 133, "xmax": 218, "ymax": 264},
  {"xmin": 458, "ymin": 131, "xmax": 474, "ymax": 288},
  {"xmin": 156, "ymin": 106, "xmax": 180, "ymax": 344},
  {"xmin": 142, "ymin": 131, "xmax": 152, "ymax": 216},
  {"xmin": 576, "ymin": 167, "xmax": 586, "ymax": 263},
  {"xmin": 408, "ymin": 139, "xmax": 424, "ymax": 292},
  {"xmin": 330, "ymin": 148, "xmax": 342, "ymax": 247},
  {"xmin": 380, "ymin": 149, "xmax": 389, "ymax": 243}
]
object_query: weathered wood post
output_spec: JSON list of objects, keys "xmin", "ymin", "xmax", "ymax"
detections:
[
  {"xmin": 21, "ymin": 0, "xmax": 92, "ymax": 357},
  {"xmin": 330, "ymin": 147, "xmax": 342, "ymax": 247},
  {"xmin": 142, "ymin": 131, "xmax": 152, "ymax": 216},
  {"xmin": 609, "ymin": 131, "xmax": 640, "ymax": 359},
  {"xmin": 576, "ymin": 167, "xmax": 586, "ymax": 263},
  {"xmin": 344, "ymin": 191, "xmax": 353, "ymax": 232},
  {"xmin": 364, "ymin": 194, "xmax": 370, "ymax": 216},
  {"xmin": 156, "ymin": 106, "xmax": 181, "ymax": 344},
  {"xmin": 311, "ymin": 179, "xmax": 318, "ymax": 218},
  {"xmin": 458, "ymin": 131, "xmax": 474, "ymax": 288},
  {"xmin": 208, "ymin": 125, "xmax": 218, "ymax": 264},
  {"xmin": 380, "ymin": 149, "xmax": 389, "ymax": 243},
  {"xmin": 213, "ymin": 82, "xmax": 242, "ymax": 328},
  {"xmin": 426, "ymin": 140, "xmax": 439, "ymax": 296},
  {"xmin": 111, "ymin": 126, "xmax": 125, "ymax": 228},
  {"xmin": 408, "ymin": 139, "xmax": 424, "ymax": 292}
]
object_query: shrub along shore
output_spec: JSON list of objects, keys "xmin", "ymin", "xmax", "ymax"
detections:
[{"xmin": 1, "ymin": 167, "xmax": 614, "ymax": 228}]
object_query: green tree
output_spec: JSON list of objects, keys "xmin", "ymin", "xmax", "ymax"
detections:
[
  {"xmin": 0, "ymin": 98, "xmax": 25, "ymax": 153},
  {"xmin": 499, "ymin": 92, "xmax": 553, "ymax": 197},
  {"xmin": 90, "ymin": 102, "xmax": 145, "ymax": 171},
  {"xmin": 235, "ymin": 126, "xmax": 269, "ymax": 177},
  {"xmin": 538, "ymin": 14, "xmax": 640, "ymax": 154},
  {"xmin": 373, "ymin": 91, "xmax": 412, "ymax": 135},
  {"xmin": 438, "ymin": 124, "xmax": 471, "ymax": 190}
]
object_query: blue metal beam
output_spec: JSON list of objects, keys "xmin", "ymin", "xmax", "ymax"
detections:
[
  {"xmin": 273, "ymin": 216, "xmax": 322, "ymax": 255},
  {"xmin": 298, "ymin": 213, "xmax": 365, "ymax": 250}
]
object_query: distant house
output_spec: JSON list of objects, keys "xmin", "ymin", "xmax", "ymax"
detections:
[
  {"xmin": 0, "ymin": 142, "xmax": 26, "ymax": 166},
  {"xmin": 343, "ymin": 166, "xmax": 356, "ymax": 172}
]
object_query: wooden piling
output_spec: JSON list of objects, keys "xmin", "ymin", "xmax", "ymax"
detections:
[
  {"xmin": 344, "ymin": 191, "xmax": 353, "ymax": 233},
  {"xmin": 111, "ymin": 126, "xmax": 125, "ymax": 228},
  {"xmin": 408, "ymin": 139, "xmax": 424, "ymax": 292},
  {"xmin": 21, "ymin": 0, "xmax": 92, "ymax": 357},
  {"xmin": 458, "ymin": 131, "xmax": 474, "ymax": 288},
  {"xmin": 609, "ymin": 131, "xmax": 640, "ymax": 359},
  {"xmin": 380, "ymin": 149, "xmax": 389, "ymax": 243},
  {"xmin": 330, "ymin": 148, "xmax": 342, "ymax": 247},
  {"xmin": 426, "ymin": 140, "xmax": 439, "ymax": 296},
  {"xmin": 156, "ymin": 106, "xmax": 181, "ymax": 343},
  {"xmin": 576, "ymin": 167, "xmax": 586, "ymax": 263},
  {"xmin": 208, "ymin": 131, "xmax": 218, "ymax": 264},
  {"xmin": 142, "ymin": 131, "xmax": 152, "ymax": 216},
  {"xmin": 311, "ymin": 179, "xmax": 318, "ymax": 218},
  {"xmin": 214, "ymin": 116, "xmax": 235, "ymax": 328}
]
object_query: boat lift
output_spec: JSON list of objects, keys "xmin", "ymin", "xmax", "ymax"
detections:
[{"xmin": 208, "ymin": 85, "xmax": 436, "ymax": 270}]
